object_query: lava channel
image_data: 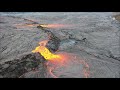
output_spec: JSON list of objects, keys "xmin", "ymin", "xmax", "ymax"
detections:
[{"xmin": 32, "ymin": 40, "xmax": 90, "ymax": 78}]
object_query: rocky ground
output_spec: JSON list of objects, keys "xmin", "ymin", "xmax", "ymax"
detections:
[{"xmin": 0, "ymin": 12, "xmax": 120, "ymax": 78}]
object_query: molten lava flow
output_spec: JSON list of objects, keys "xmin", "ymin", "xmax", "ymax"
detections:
[
  {"xmin": 32, "ymin": 40, "xmax": 62, "ymax": 61},
  {"xmin": 32, "ymin": 40, "xmax": 90, "ymax": 78},
  {"xmin": 32, "ymin": 46, "xmax": 62, "ymax": 60},
  {"xmin": 15, "ymin": 23, "xmax": 74, "ymax": 29},
  {"xmin": 46, "ymin": 52, "xmax": 90, "ymax": 78},
  {"xmin": 39, "ymin": 24, "xmax": 71, "ymax": 29}
]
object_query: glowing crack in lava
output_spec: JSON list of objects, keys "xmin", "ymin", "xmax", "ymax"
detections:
[
  {"xmin": 45, "ymin": 53, "xmax": 90, "ymax": 78},
  {"xmin": 32, "ymin": 40, "xmax": 90, "ymax": 78},
  {"xmin": 15, "ymin": 23, "xmax": 73, "ymax": 29},
  {"xmin": 37, "ymin": 24, "xmax": 73, "ymax": 29}
]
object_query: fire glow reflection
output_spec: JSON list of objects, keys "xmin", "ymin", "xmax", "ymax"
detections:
[
  {"xmin": 46, "ymin": 52, "xmax": 90, "ymax": 78},
  {"xmin": 15, "ymin": 23, "xmax": 73, "ymax": 29},
  {"xmin": 32, "ymin": 40, "xmax": 90, "ymax": 78},
  {"xmin": 39, "ymin": 24, "xmax": 71, "ymax": 28}
]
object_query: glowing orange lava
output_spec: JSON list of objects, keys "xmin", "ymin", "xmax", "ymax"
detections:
[
  {"xmin": 32, "ymin": 46, "xmax": 62, "ymax": 60},
  {"xmin": 15, "ymin": 23, "xmax": 74, "ymax": 30},
  {"xmin": 15, "ymin": 24, "xmax": 38, "ymax": 28},
  {"xmin": 32, "ymin": 40, "xmax": 90, "ymax": 78},
  {"xmin": 32, "ymin": 40, "xmax": 62, "ymax": 61},
  {"xmin": 39, "ymin": 24, "xmax": 71, "ymax": 29},
  {"xmin": 46, "ymin": 52, "xmax": 90, "ymax": 78}
]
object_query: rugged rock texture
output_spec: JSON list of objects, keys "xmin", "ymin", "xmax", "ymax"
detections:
[
  {"xmin": 37, "ymin": 26, "xmax": 61, "ymax": 52},
  {"xmin": 0, "ymin": 12, "xmax": 120, "ymax": 78},
  {"xmin": 0, "ymin": 53, "xmax": 47, "ymax": 78}
]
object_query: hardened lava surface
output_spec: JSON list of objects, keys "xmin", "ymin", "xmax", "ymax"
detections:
[{"xmin": 0, "ymin": 12, "xmax": 120, "ymax": 78}]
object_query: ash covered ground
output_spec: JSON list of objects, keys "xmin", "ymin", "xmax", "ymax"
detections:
[{"xmin": 0, "ymin": 12, "xmax": 120, "ymax": 78}]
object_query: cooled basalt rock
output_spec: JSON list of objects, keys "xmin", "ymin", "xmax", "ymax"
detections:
[{"xmin": 0, "ymin": 53, "xmax": 47, "ymax": 78}]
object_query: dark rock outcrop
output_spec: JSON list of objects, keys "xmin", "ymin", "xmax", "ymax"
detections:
[
  {"xmin": 0, "ymin": 53, "xmax": 47, "ymax": 78},
  {"xmin": 37, "ymin": 25, "xmax": 61, "ymax": 52}
]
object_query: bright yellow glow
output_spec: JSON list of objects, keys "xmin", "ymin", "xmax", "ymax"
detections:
[
  {"xmin": 32, "ymin": 40, "xmax": 90, "ymax": 78},
  {"xmin": 32, "ymin": 45, "xmax": 61, "ymax": 60}
]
